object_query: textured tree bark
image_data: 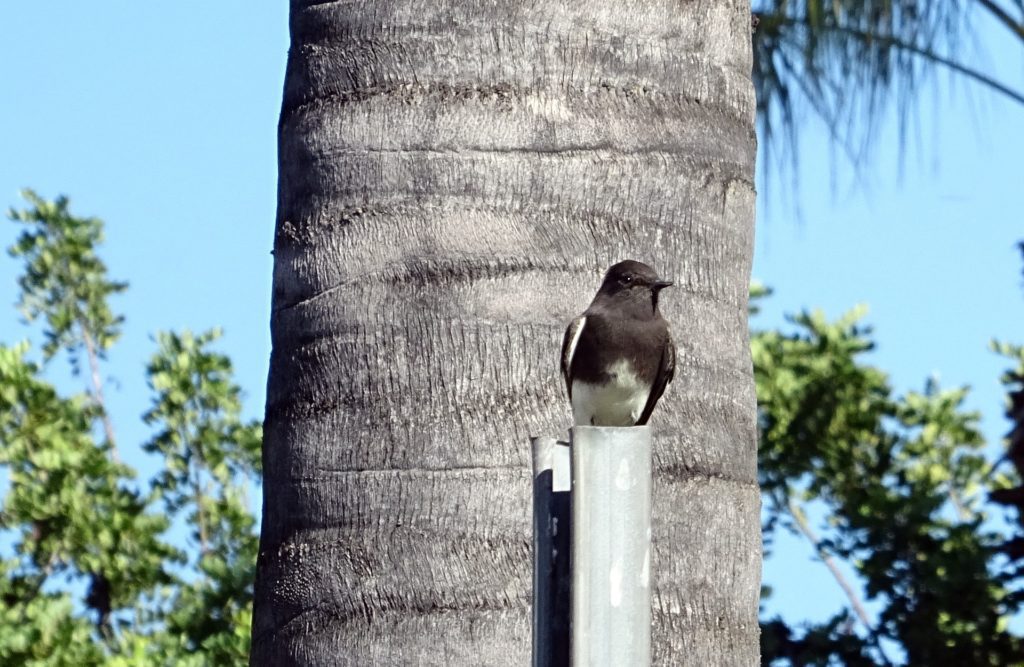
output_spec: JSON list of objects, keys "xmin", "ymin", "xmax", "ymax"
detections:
[{"xmin": 252, "ymin": 0, "xmax": 760, "ymax": 665}]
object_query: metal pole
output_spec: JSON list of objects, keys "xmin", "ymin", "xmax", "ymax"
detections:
[
  {"xmin": 531, "ymin": 436, "xmax": 572, "ymax": 667},
  {"xmin": 570, "ymin": 425, "xmax": 652, "ymax": 667}
]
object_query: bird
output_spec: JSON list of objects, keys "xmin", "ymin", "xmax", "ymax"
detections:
[{"xmin": 560, "ymin": 260, "xmax": 676, "ymax": 426}]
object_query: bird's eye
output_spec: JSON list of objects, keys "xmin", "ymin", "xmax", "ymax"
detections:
[{"xmin": 622, "ymin": 275, "xmax": 633, "ymax": 285}]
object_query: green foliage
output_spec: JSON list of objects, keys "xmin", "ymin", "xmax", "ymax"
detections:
[
  {"xmin": 755, "ymin": 302, "xmax": 1024, "ymax": 665},
  {"xmin": 0, "ymin": 192, "xmax": 261, "ymax": 665},
  {"xmin": 0, "ymin": 343, "xmax": 179, "ymax": 630},
  {"xmin": 144, "ymin": 329, "xmax": 262, "ymax": 520},
  {"xmin": 143, "ymin": 329, "xmax": 261, "ymax": 664},
  {"xmin": 0, "ymin": 559, "xmax": 104, "ymax": 666},
  {"xmin": 8, "ymin": 189, "xmax": 126, "ymax": 364},
  {"xmin": 990, "ymin": 339, "xmax": 1024, "ymax": 578},
  {"xmin": 761, "ymin": 612, "xmax": 875, "ymax": 666}
]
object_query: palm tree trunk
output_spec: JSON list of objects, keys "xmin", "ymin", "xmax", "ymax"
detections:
[{"xmin": 252, "ymin": 0, "xmax": 760, "ymax": 664}]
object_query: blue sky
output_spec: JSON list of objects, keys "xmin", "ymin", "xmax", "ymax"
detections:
[
  {"xmin": 753, "ymin": 9, "xmax": 1024, "ymax": 631},
  {"xmin": 1, "ymin": 1, "xmax": 1022, "ymax": 645}
]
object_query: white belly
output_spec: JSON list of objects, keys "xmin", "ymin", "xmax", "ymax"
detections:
[{"xmin": 571, "ymin": 360, "xmax": 652, "ymax": 426}]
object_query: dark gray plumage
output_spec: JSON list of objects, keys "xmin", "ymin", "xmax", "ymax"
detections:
[{"xmin": 561, "ymin": 260, "xmax": 676, "ymax": 426}]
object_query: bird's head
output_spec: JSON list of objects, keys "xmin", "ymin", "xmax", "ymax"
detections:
[{"xmin": 595, "ymin": 260, "xmax": 673, "ymax": 316}]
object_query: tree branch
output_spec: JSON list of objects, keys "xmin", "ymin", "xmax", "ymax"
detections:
[
  {"xmin": 81, "ymin": 327, "xmax": 119, "ymax": 462},
  {"xmin": 948, "ymin": 486, "xmax": 973, "ymax": 522},
  {"xmin": 787, "ymin": 498, "xmax": 894, "ymax": 666},
  {"xmin": 191, "ymin": 454, "xmax": 209, "ymax": 556},
  {"xmin": 977, "ymin": 0, "xmax": 1024, "ymax": 41},
  {"xmin": 766, "ymin": 15, "xmax": 1024, "ymax": 106},
  {"xmin": 830, "ymin": 23, "xmax": 1024, "ymax": 106},
  {"xmin": 787, "ymin": 499, "xmax": 872, "ymax": 626}
]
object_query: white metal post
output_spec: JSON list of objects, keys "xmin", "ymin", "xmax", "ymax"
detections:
[{"xmin": 570, "ymin": 425, "xmax": 652, "ymax": 667}]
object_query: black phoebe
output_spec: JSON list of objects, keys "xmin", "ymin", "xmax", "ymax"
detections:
[{"xmin": 560, "ymin": 260, "xmax": 676, "ymax": 426}]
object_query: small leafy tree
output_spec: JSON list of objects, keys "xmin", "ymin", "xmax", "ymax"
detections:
[
  {"xmin": 988, "ymin": 244, "xmax": 1024, "ymax": 627},
  {"xmin": 0, "ymin": 191, "xmax": 260, "ymax": 665},
  {"xmin": 755, "ymin": 292, "xmax": 1024, "ymax": 665}
]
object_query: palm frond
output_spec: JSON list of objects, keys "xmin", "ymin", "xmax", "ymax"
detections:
[{"xmin": 753, "ymin": 0, "xmax": 1024, "ymax": 177}]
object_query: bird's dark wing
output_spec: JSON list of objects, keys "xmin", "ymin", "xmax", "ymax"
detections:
[
  {"xmin": 560, "ymin": 316, "xmax": 586, "ymax": 399},
  {"xmin": 636, "ymin": 330, "xmax": 675, "ymax": 426}
]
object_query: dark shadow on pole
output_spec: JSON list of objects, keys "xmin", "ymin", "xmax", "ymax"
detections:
[{"xmin": 531, "ymin": 436, "xmax": 572, "ymax": 667}]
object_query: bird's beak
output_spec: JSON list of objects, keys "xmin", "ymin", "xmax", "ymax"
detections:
[{"xmin": 652, "ymin": 279, "xmax": 674, "ymax": 291}]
